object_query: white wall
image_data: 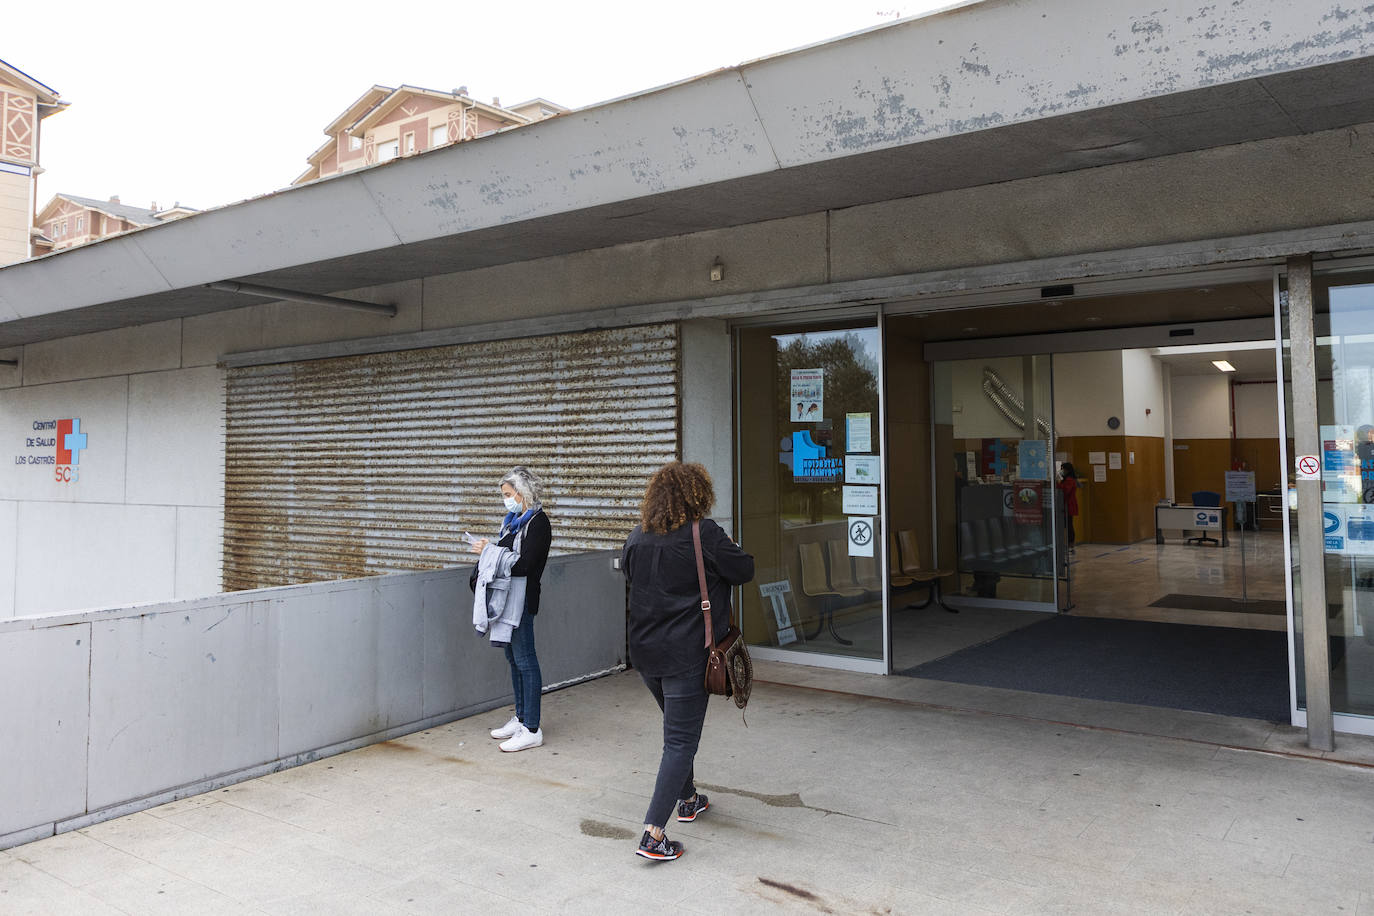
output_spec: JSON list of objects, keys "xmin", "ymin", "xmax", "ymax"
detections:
[
  {"xmin": 1122, "ymin": 349, "xmax": 1167, "ymax": 437},
  {"xmin": 1053, "ymin": 351, "xmax": 1124, "ymax": 436},
  {"xmin": 1235, "ymin": 381, "xmax": 1280, "ymax": 438},
  {"xmin": 0, "ymin": 331, "xmax": 225, "ymax": 617},
  {"xmin": 948, "ymin": 355, "xmax": 1053, "ymax": 438},
  {"xmin": 1170, "ymin": 374, "xmax": 1232, "ymax": 439}
]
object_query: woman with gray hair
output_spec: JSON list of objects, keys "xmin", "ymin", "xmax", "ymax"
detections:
[{"xmin": 469, "ymin": 466, "xmax": 552, "ymax": 752}]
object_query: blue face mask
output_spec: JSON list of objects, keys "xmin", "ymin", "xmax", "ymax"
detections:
[{"xmin": 503, "ymin": 496, "xmax": 521, "ymax": 513}]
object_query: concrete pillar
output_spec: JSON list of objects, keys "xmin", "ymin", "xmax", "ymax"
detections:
[
  {"xmin": 680, "ymin": 319, "xmax": 735, "ymax": 536},
  {"xmin": 1287, "ymin": 254, "xmax": 1335, "ymax": 751}
]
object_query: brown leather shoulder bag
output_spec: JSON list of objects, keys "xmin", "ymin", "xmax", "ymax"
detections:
[{"xmin": 692, "ymin": 520, "xmax": 752, "ymax": 710}]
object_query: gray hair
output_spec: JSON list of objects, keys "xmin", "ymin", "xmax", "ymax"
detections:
[{"xmin": 500, "ymin": 466, "xmax": 544, "ymax": 509}]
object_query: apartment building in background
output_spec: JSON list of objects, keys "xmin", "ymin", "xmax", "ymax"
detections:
[
  {"xmin": 294, "ymin": 85, "xmax": 566, "ymax": 184},
  {"xmin": 31, "ymin": 194, "xmax": 197, "ymax": 254},
  {"xmin": 0, "ymin": 58, "xmax": 65, "ymax": 265}
]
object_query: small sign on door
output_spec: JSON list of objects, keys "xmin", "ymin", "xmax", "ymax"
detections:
[{"xmin": 1296, "ymin": 455, "xmax": 1321, "ymax": 480}]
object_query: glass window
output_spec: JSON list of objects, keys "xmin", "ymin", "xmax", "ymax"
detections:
[
  {"xmin": 76, "ymin": 216, "xmax": 84, "ymax": 234},
  {"xmin": 403, "ymin": 132, "xmax": 415, "ymax": 155},
  {"xmin": 738, "ymin": 323, "xmax": 885, "ymax": 663},
  {"xmin": 431, "ymin": 125, "xmax": 447, "ymax": 148},
  {"xmin": 348, "ymin": 135, "xmax": 363, "ymax": 151},
  {"xmin": 377, "ymin": 140, "xmax": 399, "ymax": 162}
]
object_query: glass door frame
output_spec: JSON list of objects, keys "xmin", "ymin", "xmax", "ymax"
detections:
[
  {"xmin": 732, "ymin": 306, "xmax": 891, "ymax": 676},
  {"xmin": 1281, "ymin": 255, "xmax": 1374, "ymax": 738}
]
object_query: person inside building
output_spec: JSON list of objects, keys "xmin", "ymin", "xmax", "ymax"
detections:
[
  {"xmin": 1057, "ymin": 461, "xmax": 1081, "ymax": 554},
  {"xmin": 469, "ymin": 466, "xmax": 552, "ymax": 753},
  {"xmin": 622, "ymin": 462, "xmax": 754, "ymax": 861}
]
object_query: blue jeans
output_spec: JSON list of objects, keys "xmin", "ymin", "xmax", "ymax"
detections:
[
  {"xmin": 640, "ymin": 667, "xmax": 709, "ymax": 829},
  {"xmin": 504, "ymin": 614, "xmax": 542, "ymax": 731}
]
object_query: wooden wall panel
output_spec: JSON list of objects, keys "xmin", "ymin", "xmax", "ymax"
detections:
[
  {"xmin": 1056, "ymin": 435, "xmax": 1166, "ymax": 544},
  {"xmin": 1233, "ymin": 437, "xmax": 1289, "ymax": 493},
  {"xmin": 1171, "ymin": 438, "xmax": 1232, "ymax": 503},
  {"xmin": 1125, "ymin": 436, "xmax": 1168, "ymax": 542}
]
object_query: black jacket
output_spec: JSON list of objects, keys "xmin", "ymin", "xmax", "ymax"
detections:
[
  {"xmin": 468, "ymin": 510, "xmax": 552, "ymax": 616},
  {"xmin": 623, "ymin": 518, "xmax": 754, "ymax": 677}
]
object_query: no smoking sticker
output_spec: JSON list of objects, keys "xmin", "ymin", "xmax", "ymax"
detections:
[{"xmin": 1296, "ymin": 454, "xmax": 1321, "ymax": 480}]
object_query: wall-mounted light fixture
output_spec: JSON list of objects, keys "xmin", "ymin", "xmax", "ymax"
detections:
[
  {"xmin": 1212, "ymin": 359, "xmax": 1236, "ymax": 372},
  {"xmin": 709, "ymin": 258, "xmax": 724, "ymax": 282}
]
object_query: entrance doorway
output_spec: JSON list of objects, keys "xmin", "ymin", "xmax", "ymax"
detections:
[{"xmin": 885, "ymin": 279, "xmax": 1293, "ymax": 721}]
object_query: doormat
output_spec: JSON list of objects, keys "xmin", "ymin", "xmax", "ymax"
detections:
[
  {"xmin": 1149, "ymin": 593, "xmax": 1286, "ymax": 615},
  {"xmin": 899, "ymin": 615, "xmax": 1289, "ymax": 721}
]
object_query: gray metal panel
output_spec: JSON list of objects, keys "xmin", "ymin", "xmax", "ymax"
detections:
[{"xmin": 223, "ymin": 324, "xmax": 679, "ymax": 591}]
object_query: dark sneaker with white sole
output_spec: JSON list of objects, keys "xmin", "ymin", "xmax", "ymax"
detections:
[
  {"xmin": 635, "ymin": 830, "xmax": 684, "ymax": 861},
  {"xmin": 676, "ymin": 793, "xmax": 709, "ymax": 822}
]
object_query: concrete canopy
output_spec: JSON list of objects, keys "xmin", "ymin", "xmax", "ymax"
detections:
[{"xmin": 1, "ymin": 0, "xmax": 1373, "ymax": 349}]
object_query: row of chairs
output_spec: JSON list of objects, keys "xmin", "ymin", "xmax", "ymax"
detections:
[
  {"xmin": 796, "ymin": 531, "xmax": 955, "ymax": 645},
  {"xmin": 957, "ymin": 517, "xmax": 1051, "ymax": 572}
]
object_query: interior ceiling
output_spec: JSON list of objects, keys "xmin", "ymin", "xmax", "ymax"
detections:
[
  {"xmin": 892, "ymin": 280, "xmax": 1274, "ymax": 338},
  {"xmin": 890, "ymin": 279, "xmax": 1284, "ymax": 381}
]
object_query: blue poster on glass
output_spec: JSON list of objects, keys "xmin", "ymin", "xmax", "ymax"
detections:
[{"xmin": 1017, "ymin": 439, "xmax": 1050, "ymax": 480}]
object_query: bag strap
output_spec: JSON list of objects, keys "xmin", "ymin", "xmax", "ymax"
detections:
[{"xmin": 691, "ymin": 520, "xmax": 713, "ymax": 650}]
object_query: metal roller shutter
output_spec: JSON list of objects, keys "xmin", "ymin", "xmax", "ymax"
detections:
[{"xmin": 223, "ymin": 323, "xmax": 680, "ymax": 592}]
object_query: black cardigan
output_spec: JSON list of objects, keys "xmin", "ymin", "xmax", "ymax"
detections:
[
  {"xmin": 470, "ymin": 510, "xmax": 552, "ymax": 616},
  {"xmin": 622, "ymin": 518, "xmax": 755, "ymax": 677}
]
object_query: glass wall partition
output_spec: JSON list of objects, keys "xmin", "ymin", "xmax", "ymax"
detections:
[
  {"xmin": 932, "ymin": 355, "xmax": 1060, "ymax": 608},
  {"xmin": 737, "ymin": 322, "xmax": 886, "ymax": 671},
  {"xmin": 1283, "ymin": 269, "xmax": 1374, "ymax": 729}
]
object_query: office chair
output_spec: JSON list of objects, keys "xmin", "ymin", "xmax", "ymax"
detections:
[{"xmin": 1188, "ymin": 490, "xmax": 1222, "ymax": 546}]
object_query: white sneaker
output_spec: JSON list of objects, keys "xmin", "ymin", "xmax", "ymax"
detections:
[
  {"xmin": 490, "ymin": 715, "xmax": 521, "ymax": 740},
  {"xmin": 499, "ymin": 725, "xmax": 543, "ymax": 752}
]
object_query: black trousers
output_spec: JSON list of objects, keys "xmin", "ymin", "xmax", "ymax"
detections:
[{"xmin": 639, "ymin": 667, "xmax": 709, "ymax": 829}]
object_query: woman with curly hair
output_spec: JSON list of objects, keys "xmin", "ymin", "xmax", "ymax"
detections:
[{"xmin": 622, "ymin": 461, "xmax": 754, "ymax": 861}]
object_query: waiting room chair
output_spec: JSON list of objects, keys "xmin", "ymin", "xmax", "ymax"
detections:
[
  {"xmin": 1188, "ymin": 490, "xmax": 1222, "ymax": 546},
  {"xmin": 797, "ymin": 542, "xmax": 855, "ymax": 645},
  {"xmin": 896, "ymin": 529, "xmax": 957, "ymax": 613}
]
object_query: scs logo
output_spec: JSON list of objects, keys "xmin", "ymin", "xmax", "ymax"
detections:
[{"xmin": 54, "ymin": 418, "xmax": 87, "ymax": 483}]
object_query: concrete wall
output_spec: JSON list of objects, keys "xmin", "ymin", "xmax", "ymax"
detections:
[
  {"xmin": 12, "ymin": 118, "xmax": 1374, "ymax": 619},
  {"xmin": 0, "ymin": 550, "xmax": 626, "ymax": 849},
  {"xmin": 681, "ymin": 318, "xmax": 736, "ymax": 535}
]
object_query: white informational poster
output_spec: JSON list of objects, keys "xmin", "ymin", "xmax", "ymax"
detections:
[
  {"xmin": 1225, "ymin": 471, "xmax": 1256, "ymax": 502},
  {"xmin": 1088, "ymin": 451, "xmax": 1107, "ymax": 465},
  {"xmin": 846, "ymin": 412, "xmax": 872, "ymax": 453},
  {"xmin": 1093, "ymin": 465, "xmax": 1108, "ymax": 482},
  {"xmin": 847, "ymin": 517, "xmax": 876, "ymax": 557},
  {"xmin": 758, "ymin": 580, "xmax": 799, "ymax": 645},
  {"xmin": 842, "ymin": 485, "xmax": 879, "ymax": 515},
  {"xmin": 790, "ymin": 369, "xmax": 824, "ymax": 423},
  {"xmin": 845, "ymin": 455, "xmax": 881, "ymax": 484},
  {"xmin": 1108, "ymin": 452, "xmax": 1122, "ymax": 470}
]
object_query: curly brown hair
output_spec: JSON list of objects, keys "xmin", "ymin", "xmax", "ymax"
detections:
[{"xmin": 640, "ymin": 461, "xmax": 716, "ymax": 535}]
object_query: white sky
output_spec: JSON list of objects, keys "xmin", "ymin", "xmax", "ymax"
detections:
[{"xmin": 7, "ymin": 0, "xmax": 959, "ymax": 213}]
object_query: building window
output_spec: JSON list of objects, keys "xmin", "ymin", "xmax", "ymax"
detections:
[
  {"xmin": 431, "ymin": 125, "xmax": 447, "ymax": 148},
  {"xmin": 57, "ymin": 219, "xmax": 66, "ymax": 236},
  {"xmin": 76, "ymin": 216, "xmax": 84, "ymax": 234},
  {"xmin": 348, "ymin": 135, "xmax": 362, "ymax": 151},
  {"xmin": 377, "ymin": 140, "xmax": 399, "ymax": 162},
  {"xmin": 403, "ymin": 132, "xmax": 415, "ymax": 155}
]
